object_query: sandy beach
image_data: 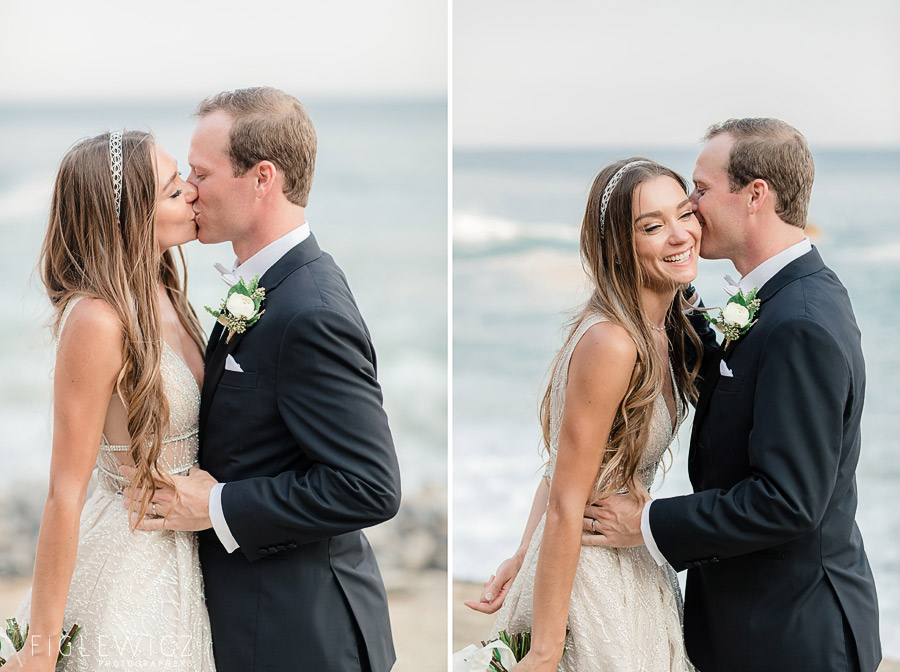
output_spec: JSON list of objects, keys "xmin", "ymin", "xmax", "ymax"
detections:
[
  {"xmin": 453, "ymin": 581, "xmax": 899, "ymax": 672},
  {"xmin": 1, "ymin": 571, "xmax": 448, "ymax": 672}
]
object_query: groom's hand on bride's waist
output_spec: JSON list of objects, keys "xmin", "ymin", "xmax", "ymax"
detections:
[
  {"xmin": 120, "ymin": 465, "xmax": 217, "ymax": 532},
  {"xmin": 581, "ymin": 487, "xmax": 648, "ymax": 549}
]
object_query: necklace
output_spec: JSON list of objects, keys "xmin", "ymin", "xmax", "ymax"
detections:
[{"xmin": 648, "ymin": 321, "xmax": 666, "ymax": 333}]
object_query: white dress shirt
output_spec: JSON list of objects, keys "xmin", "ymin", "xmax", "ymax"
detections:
[
  {"xmin": 208, "ymin": 223, "xmax": 311, "ymax": 553},
  {"xmin": 641, "ymin": 237, "xmax": 812, "ymax": 566}
]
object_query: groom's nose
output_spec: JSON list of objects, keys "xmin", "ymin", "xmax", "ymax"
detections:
[
  {"xmin": 183, "ymin": 181, "xmax": 198, "ymax": 202},
  {"xmin": 688, "ymin": 189, "xmax": 700, "ymax": 208}
]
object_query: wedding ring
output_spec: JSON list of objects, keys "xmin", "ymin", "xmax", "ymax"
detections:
[
  {"xmin": 152, "ymin": 502, "xmax": 158, "ymax": 517},
  {"xmin": 591, "ymin": 519, "xmax": 596, "ymax": 533}
]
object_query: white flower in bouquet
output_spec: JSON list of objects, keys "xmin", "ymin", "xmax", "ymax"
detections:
[
  {"xmin": 453, "ymin": 640, "xmax": 517, "ymax": 672},
  {"xmin": 0, "ymin": 629, "xmax": 16, "ymax": 665}
]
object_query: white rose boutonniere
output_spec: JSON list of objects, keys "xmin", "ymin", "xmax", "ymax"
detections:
[
  {"xmin": 705, "ymin": 287, "xmax": 761, "ymax": 349},
  {"xmin": 205, "ymin": 274, "xmax": 266, "ymax": 343}
]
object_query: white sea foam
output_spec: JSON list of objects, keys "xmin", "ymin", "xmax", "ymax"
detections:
[
  {"xmin": 453, "ymin": 210, "xmax": 578, "ymax": 246},
  {"xmin": 847, "ymin": 241, "xmax": 900, "ymax": 261}
]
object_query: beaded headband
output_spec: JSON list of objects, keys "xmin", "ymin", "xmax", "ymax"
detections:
[
  {"xmin": 598, "ymin": 160, "xmax": 652, "ymax": 235},
  {"xmin": 108, "ymin": 131, "xmax": 123, "ymax": 219}
]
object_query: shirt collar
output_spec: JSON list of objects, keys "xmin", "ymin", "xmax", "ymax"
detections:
[
  {"xmin": 231, "ymin": 222, "xmax": 311, "ymax": 284},
  {"xmin": 737, "ymin": 237, "xmax": 812, "ymax": 293}
]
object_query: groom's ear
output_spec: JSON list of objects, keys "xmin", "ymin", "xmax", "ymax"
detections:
[
  {"xmin": 746, "ymin": 178, "xmax": 770, "ymax": 216},
  {"xmin": 253, "ymin": 160, "xmax": 279, "ymax": 199}
]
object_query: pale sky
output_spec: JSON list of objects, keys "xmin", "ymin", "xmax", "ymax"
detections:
[
  {"xmin": 454, "ymin": 0, "xmax": 900, "ymax": 148},
  {"xmin": 0, "ymin": 0, "xmax": 447, "ymax": 101}
]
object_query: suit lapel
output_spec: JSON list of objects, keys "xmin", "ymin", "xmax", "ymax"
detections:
[
  {"xmin": 205, "ymin": 321, "xmax": 225, "ymax": 365},
  {"xmin": 755, "ymin": 246, "xmax": 824, "ymax": 305},
  {"xmin": 257, "ymin": 232, "xmax": 323, "ymax": 293}
]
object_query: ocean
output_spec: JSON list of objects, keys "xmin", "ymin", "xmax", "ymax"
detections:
[
  {"xmin": 0, "ymin": 99, "xmax": 448, "ymax": 496},
  {"xmin": 452, "ymin": 147, "xmax": 900, "ymax": 655}
]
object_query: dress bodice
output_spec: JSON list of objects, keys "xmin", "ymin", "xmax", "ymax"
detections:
[
  {"xmin": 57, "ymin": 297, "xmax": 201, "ymax": 493},
  {"xmin": 545, "ymin": 314, "xmax": 684, "ymax": 492}
]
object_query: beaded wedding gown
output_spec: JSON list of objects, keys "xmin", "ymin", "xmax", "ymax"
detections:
[
  {"xmin": 490, "ymin": 315, "xmax": 696, "ymax": 672},
  {"xmin": 15, "ymin": 297, "xmax": 216, "ymax": 671}
]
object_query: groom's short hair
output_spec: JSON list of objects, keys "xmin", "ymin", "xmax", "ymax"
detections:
[
  {"xmin": 704, "ymin": 118, "xmax": 814, "ymax": 229},
  {"xmin": 196, "ymin": 87, "xmax": 317, "ymax": 207}
]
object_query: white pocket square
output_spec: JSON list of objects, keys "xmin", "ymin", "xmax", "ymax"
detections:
[
  {"xmin": 719, "ymin": 360, "xmax": 734, "ymax": 378},
  {"xmin": 225, "ymin": 354, "xmax": 244, "ymax": 372}
]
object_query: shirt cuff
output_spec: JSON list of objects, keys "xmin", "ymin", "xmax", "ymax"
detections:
[
  {"xmin": 209, "ymin": 482, "xmax": 240, "ymax": 553},
  {"xmin": 641, "ymin": 499, "xmax": 667, "ymax": 566}
]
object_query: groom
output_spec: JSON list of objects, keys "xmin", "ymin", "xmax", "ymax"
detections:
[
  {"xmin": 127, "ymin": 87, "xmax": 401, "ymax": 672},
  {"xmin": 586, "ymin": 119, "xmax": 881, "ymax": 671}
]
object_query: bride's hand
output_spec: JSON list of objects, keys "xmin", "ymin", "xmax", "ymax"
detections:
[
  {"xmin": 510, "ymin": 650, "xmax": 560, "ymax": 672},
  {"xmin": 0, "ymin": 649, "xmax": 56, "ymax": 672},
  {"xmin": 463, "ymin": 554, "xmax": 522, "ymax": 614}
]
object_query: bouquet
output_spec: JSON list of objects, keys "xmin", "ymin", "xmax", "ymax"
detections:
[
  {"xmin": 453, "ymin": 630, "xmax": 542, "ymax": 671},
  {"xmin": 0, "ymin": 618, "xmax": 81, "ymax": 666}
]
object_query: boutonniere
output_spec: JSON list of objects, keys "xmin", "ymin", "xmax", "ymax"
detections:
[
  {"xmin": 205, "ymin": 275, "xmax": 266, "ymax": 343},
  {"xmin": 704, "ymin": 287, "xmax": 761, "ymax": 350}
]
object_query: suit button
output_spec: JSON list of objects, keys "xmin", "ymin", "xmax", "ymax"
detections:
[
  {"xmin": 268, "ymin": 546, "xmax": 278, "ymax": 554},
  {"xmin": 710, "ymin": 557, "xmax": 719, "ymax": 564},
  {"xmin": 287, "ymin": 542, "xmax": 297, "ymax": 550},
  {"xmin": 276, "ymin": 544, "xmax": 287, "ymax": 552}
]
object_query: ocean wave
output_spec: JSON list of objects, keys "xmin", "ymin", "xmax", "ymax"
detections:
[
  {"xmin": 453, "ymin": 211, "xmax": 578, "ymax": 246},
  {"xmin": 846, "ymin": 242, "xmax": 900, "ymax": 261}
]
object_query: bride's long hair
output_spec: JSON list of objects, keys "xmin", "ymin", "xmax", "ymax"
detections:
[
  {"xmin": 40, "ymin": 130, "xmax": 206, "ymax": 527},
  {"xmin": 540, "ymin": 158, "xmax": 703, "ymax": 499}
]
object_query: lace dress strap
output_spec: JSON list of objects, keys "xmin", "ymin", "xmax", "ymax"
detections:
[{"xmin": 54, "ymin": 295, "xmax": 87, "ymax": 357}]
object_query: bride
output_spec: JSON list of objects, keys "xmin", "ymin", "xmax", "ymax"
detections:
[
  {"xmin": 1, "ymin": 131, "xmax": 215, "ymax": 671},
  {"xmin": 466, "ymin": 159, "xmax": 708, "ymax": 671}
]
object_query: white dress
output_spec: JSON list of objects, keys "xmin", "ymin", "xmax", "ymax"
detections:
[
  {"xmin": 15, "ymin": 297, "xmax": 216, "ymax": 671},
  {"xmin": 490, "ymin": 315, "xmax": 696, "ymax": 672}
]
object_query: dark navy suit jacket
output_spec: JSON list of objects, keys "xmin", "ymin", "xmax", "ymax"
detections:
[
  {"xmin": 654, "ymin": 248, "xmax": 881, "ymax": 671},
  {"xmin": 198, "ymin": 234, "xmax": 400, "ymax": 672}
]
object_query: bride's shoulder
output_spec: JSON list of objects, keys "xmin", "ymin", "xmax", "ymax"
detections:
[
  {"xmin": 57, "ymin": 297, "xmax": 124, "ymax": 361},
  {"xmin": 570, "ymin": 319, "xmax": 636, "ymax": 371}
]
